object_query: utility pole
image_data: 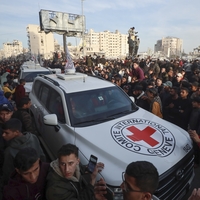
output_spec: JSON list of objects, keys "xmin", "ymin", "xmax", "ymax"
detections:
[{"xmin": 81, "ymin": 0, "xmax": 85, "ymax": 56}]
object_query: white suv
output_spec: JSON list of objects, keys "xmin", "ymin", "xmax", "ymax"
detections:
[
  {"xmin": 15, "ymin": 61, "xmax": 52, "ymax": 93},
  {"xmin": 30, "ymin": 72, "xmax": 194, "ymax": 200}
]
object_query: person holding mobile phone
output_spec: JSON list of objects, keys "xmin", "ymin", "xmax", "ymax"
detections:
[
  {"xmin": 94, "ymin": 161, "xmax": 159, "ymax": 200},
  {"xmin": 45, "ymin": 143, "xmax": 104, "ymax": 200}
]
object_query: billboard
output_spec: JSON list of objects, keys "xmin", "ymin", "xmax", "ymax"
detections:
[{"xmin": 39, "ymin": 9, "xmax": 85, "ymax": 36}]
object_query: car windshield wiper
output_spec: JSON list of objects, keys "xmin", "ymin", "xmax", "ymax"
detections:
[
  {"xmin": 74, "ymin": 116, "xmax": 116, "ymax": 125},
  {"xmin": 107, "ymin": 110, "xmax": 133, "ymax": 118}
]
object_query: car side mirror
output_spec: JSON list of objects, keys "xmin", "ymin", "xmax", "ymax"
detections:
[
  {"xmin": 129, "ymin": 96, "xmax": 135, "ymax": 103},
  {"xmin": 43, "ymin": 114, "xmax": 58, "ymax": 126}
]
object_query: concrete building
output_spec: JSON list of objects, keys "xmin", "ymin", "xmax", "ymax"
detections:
[
  {"xmin": 26, "ymin": 24, "xmax": 55, "ymax": 59},
  {"xmin": 0, "ymin": 49, "xmax": 4, "ymax": 60},
  {"xmin": 193, "ymin": 46, "xmax": 200, "ymax": 56},
  {"xmin": 154, "ymin": 37, "xmax": 183, "ymax": 58},
  {"xmin": 2, "ymin": 40, "xmax": 23, "ymax": 58},
  {"xmin": 83, "ymin": 29, "xmax": 128, "ymax": 58}
]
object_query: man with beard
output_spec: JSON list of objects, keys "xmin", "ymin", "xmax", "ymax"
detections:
[{"xmin": 94, "ymin": 161, "xmax": 159, "ymax": 200}]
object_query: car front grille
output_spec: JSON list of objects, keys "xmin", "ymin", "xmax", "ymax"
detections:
[{"xmin": 155, "ymin": 149, "xmax": 194, "ymax": 200}]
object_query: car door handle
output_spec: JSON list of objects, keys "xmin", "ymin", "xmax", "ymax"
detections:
[{"xmin": 55, "ymin": 125, "xmax": 60, "ymax": 132}]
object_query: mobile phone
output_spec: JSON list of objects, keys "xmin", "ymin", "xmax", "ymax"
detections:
[
  {"xmin": 104, "ymin": 186, "xmax": 114, "ymax": 200},
  {"xmin": 87, "ymin": 155, "xmax": 98, "ymax": 173}
]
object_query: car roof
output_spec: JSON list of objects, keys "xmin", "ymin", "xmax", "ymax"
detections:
[
  {"xmin": 21, "ymin": 61, "xmax": 50, "ymax": 72},
  {"xmin": 37, "ymin": 72, "xmax": 115, "ymax": 93},
  {"xmin": 21, "ymin": 66, "xmax": 50, "ymax": 72}
]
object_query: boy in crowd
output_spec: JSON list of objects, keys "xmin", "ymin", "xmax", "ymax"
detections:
[{"xmin": 3, "ymin": 147, "xmax": 49, "ymax": 200}]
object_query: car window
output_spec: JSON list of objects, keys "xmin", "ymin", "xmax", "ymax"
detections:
[
  {"xmin": 33, "ymin": 80, "xmax": 42, "ymax": 97},
  {"xmin": 48, "ymin": 91, "xmax": 65, "ymax": 123},
  {"xmin": 22, "ymin": 71, "xmax": 52, "ymax": 82},
  {"xmin": 66, "ymin": 86, "xmax": 138, "ymax": 127},
  {"xmin": 39, "ymin": 85, "xmax": 49, "ymax": 105},
  {"xmin": 33, "ymin": 80, "xmax": 65, "ymax": 123}
]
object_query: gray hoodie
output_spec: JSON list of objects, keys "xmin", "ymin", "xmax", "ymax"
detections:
[{"xmin": 2, "ymin": 132, "xmax": 45, "ymax": 185}]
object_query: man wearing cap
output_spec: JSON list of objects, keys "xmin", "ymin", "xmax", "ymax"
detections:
[{"xmin": 0, "ymin": 103, "xmax": 14, "ymax": 124}]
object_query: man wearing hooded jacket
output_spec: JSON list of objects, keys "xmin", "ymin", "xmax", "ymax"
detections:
[
  {"xmin": 1, "ymin": 118, "xmax": 45, "ymax": 185},
  {"xmin": 45, "ymin": 143, "xmax": 104, "ymax": 200}
]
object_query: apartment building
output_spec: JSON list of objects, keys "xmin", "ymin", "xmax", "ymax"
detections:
[
  {"xmin": 155, "ymin": 37, "xmax": 183, "ymax": 57},
  {"xmin": 84, "ymin": 29, "xmax": 128, "ymax": 58},
  {"xmin": 26, "ymin": 24, "xmax": 55, "ymax": 59},
  {"xmin": 2, "ymin": 40, "xmax": 23, "ymax": 58}
]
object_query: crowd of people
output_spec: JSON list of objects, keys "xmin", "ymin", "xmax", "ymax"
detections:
[{"xmin": 0, "ymin": 56, "xmax": 200, "ymax": 199}]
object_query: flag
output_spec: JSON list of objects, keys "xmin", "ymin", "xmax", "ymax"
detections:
[
  {"xmin": 31, "ymin": 54, "xmax": 36, "ymax": 62},
  {"xmin": 65, "ymin": 45, "xmax": 75, "ymax": 73},
  {"xmin": 31, "ymin": 53, "xmax": 39, "ymax": 65}
]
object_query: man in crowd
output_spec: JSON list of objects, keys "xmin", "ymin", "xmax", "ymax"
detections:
[
  {"xmin": 95, "ymin": 161, "xmax": 159, "ymax": 200},
  {"xmin": 2, "ymin": 118, "xmax": 45, "ymax": 185},
  {"xmin": 3, "ymin": 147, "xmax": 50, "ymax": 200},
  {"xmin": 14, "ymin": 78, "xmax": 26, "ymax": 107},
  {"xmin": 163, "ymin": 86, "xmax": 179, "ymax": 123},
  {"xmin": 45, "ymin": 143, "xmax": 104, "ymax": 200},
  {"xmin": 121, "ymin": 161, "xmax": 159, "ymax": 200},
  {"xmin": 2, "ymin": 82, "xmax": 15, "ymax": 94},
  {"xmin": 132, "ymin": 84, "xmax": 149, "ymax": 111},
  {"xmin": 177, "ymin": 87, "xmax": 192, "ymax": 130},
  {"xmin": 131, "ymin": 60, "xmax": 145, "ymax": 82},
  {"xmin": 12, "ymin": 97, "xmax": 37, "ymax": 135},
  {"xmin": 0, "ymin": 103, "xmax": 14, "ymax": 173}
]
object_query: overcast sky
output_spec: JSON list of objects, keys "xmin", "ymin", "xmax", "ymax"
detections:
[{"xmin": 0, "ymin": 0, "xmax": 200, "ymax": 53}]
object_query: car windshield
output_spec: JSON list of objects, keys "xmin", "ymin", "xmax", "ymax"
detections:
[
  {"xmin": 65, "ymin": 86, "xmax": 138, "ymax": 127},
  {"xmin": 22, "ymin": 71, "xmax": 52, "ymax": 82}
]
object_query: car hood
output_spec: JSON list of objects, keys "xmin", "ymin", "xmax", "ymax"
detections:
[{"xmin": 74, "ymin": 108, "xmax": 192, "ymax": 186}]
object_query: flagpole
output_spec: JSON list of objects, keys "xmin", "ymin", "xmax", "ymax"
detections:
[{"xmin": 63, "ymin": 33, "xmax": 67, "ymax": 57}]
